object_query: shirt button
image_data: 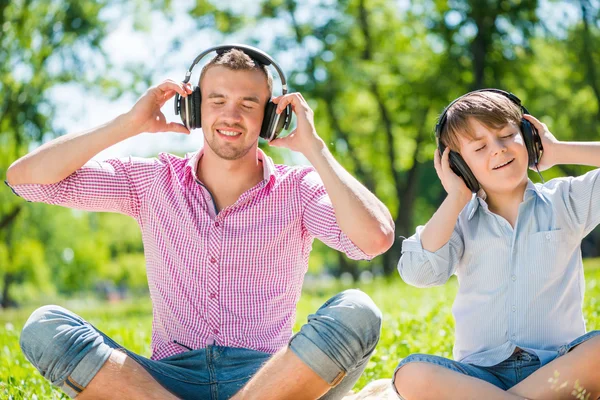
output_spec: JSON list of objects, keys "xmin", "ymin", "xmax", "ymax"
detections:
[
  {"xmin": 209, "ymin": 293, "xmax": 217, "ymax": 299},
  {"xmin": 215, "ymin": 222, "xmax": 220, "ymax": 227},
  {"xmin": 511, "ymin": 275, "xmax": 516, "ymax": 281},
  {"xmin": 511, "ymin": 334, "xmax": 516, "ymax": 339},
  {"xmin": 213, "ymin": 329, "xmax": 219, "ymax": 335},
  {"xmin": 512, "ymin": 306, "xmax": 516, "ymax": 312},
  {"xmin": 545, "ymin": 233, "xmax": 551, "ymax": 240},
  {"xmin": 210, "ymin": 257, "xmax": 216, "ymax": 263}
]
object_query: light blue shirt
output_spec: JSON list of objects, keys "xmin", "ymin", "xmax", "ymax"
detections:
[{"xmin": 398, "ymin": 168, "xmax": 600, "ymax": 367}]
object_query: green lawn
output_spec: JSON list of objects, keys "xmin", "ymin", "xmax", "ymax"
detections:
[{"xmin": 2, "ymin": 265, "xmax": 600, "ymax": 399}]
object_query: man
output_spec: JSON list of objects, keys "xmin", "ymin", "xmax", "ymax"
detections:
[{"xmin": 6, "ymin": 46, "xmax": 394, "ymax": 399}]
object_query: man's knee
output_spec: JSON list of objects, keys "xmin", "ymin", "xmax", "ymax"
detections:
[
  {"xmin": 21, "ymin": 305, "xmax": 72, "ymax": 359},
  {"xmin": 316, "ymin": 289, "xmax": 382, "ymax": 354},
  {"xmin": 20, "ymin": 305, "xmax": 88, "ymax": 382}
]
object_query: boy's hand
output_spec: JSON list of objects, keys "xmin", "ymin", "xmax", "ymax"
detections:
[
  {"xmin": 523, "ymin": 114, "xmax": 559, "ymax": 171},
  {"xmin": 434, "ymin": 147, "xmax": 472, "ymax": 204}
]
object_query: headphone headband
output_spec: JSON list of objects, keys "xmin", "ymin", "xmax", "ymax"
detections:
[
  {"xmin": 174, "ymin": 44, "xmax": 293, "ymax": 140},
  {"xmin": 435, "ymin": 88, "xmax": 529, "ymax": 140},
  {"xmin": 434, "ymin": 88, "xmax": 543, "ymax": 193},
  {"xmin": 181, "ymin": 44, "xmax": 288, "ymax": 93}
]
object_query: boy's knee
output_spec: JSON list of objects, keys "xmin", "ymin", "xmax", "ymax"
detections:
[{"xmin": 393, "ymin": 361, "xmax": 433, "ymax": 398}]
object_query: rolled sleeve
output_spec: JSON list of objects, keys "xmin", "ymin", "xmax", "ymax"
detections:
[
  {"xmin": 5, "ymin": 180, "xmax": 60, "ymax": 203},
  {"xmin": 398, "ymin": 226, "xmax": 463, "ymax": 287},
  {"xmin": 299, "ymin": 168, "xmax": 374, "ymax": 261}
]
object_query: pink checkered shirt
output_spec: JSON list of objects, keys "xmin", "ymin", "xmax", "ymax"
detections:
[{"xmin": 8, "ymin": 147, "xmax": 373, "ymax": 359}]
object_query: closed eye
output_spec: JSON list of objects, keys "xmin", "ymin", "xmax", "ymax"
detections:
[
  {"xmin": 501, "ymin": 133, "xmax": 516, "ymax": 138},
  {"xmin": 475, "ymin": 144, "xmax": 486, "ymax": 152}
]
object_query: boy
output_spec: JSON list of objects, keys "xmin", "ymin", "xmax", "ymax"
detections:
[{"xmin": 393, "ymin": 89, "xmax": 600, "ymax": 399}]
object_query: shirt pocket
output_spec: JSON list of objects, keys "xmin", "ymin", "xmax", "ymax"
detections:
[{"xmin": 527, "ymin": 229, "xmax": 575, "ymax": 280}]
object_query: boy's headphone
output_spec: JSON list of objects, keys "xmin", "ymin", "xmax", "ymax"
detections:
[
  {"xmin": 174, "ymin": 44, "xmax": 292, "ymax": 141},
  {"xmin": 435, "ymin": 89, "xmax": 543, "ymax": 193}
]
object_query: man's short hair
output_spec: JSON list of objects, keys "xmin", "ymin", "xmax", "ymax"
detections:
[
  {"xmin": 199, "ymin": 49, "xmax": 273, "ymax": 94},
  {"xmin": 440, "ymin": 91, "xmax": 523, "ymax": 152}
]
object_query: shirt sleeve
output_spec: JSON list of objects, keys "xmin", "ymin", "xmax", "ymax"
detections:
[
  {"xmin": 397, "ymin": 224, "xmax": 464, "ymax": 288},
  {"xmin": 298, "ymin": 167, "xmax": 374, "ymax": 261},
  {"xmin": 5, "ymin": 157, "xmax": 163, "ymax": 219},
  {"xmin": 559, "ymin": 168, "xmax": 600, "ymax": 238}
]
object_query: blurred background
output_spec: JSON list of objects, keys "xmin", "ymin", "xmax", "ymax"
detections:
[
  {"xmin": 2, "ymin": 1, "xmax": 600, "ymax": 397},
  {"xmin": 1, "ymin": 0, "xmax": 599, "ymax": 307}
]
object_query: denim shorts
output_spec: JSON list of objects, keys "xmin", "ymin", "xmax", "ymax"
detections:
[
  {"xmin": 392, "ymin": 330, "xmax": 600, "ymax": 396},
  {"xmin": 20, "ymin": 289, "xmax": 382, "ymax": 400}
]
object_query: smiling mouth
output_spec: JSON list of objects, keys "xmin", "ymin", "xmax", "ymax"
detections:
[
  {"xmin": 216, "ymin": 129, "xmax": 242, "ymax": 137},
  {"xmin": 493, "ymin": 159, "xmax": 515, "ymax": 170}
]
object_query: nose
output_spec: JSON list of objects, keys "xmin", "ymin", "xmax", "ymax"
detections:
[
  {"xmin": 490, "ymin": 137, "xmax": 507, "ymax": 156},
  {"xmin": 220, "ymin": 103, "xmax": 242, "ymax": 123}
]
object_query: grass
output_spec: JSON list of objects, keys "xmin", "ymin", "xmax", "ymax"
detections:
[{"xmin": 1, "ymin": 265, "xmax": 600, "ymax": 399}]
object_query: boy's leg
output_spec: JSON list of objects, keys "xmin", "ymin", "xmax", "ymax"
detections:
[
  {"xmin": 19, "ymin": 305, "xmax": 178, "ymax": 399},
  {"xmin": 508, "ymin": 331, "xmax": 600, "ymax": 400},
  {"xmin": 232, "ymin": 289, "xmax": 382, "ymax": 400},
  {"xmin": 392, "ymin": 354, "xmax": 524, "ymax": 400}
]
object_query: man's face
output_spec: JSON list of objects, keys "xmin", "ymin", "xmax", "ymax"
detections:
[
  {"xmin": 200, "ymin": 66, "xmax": 271, "ymax": 160},
  {"xmin": 458, "ymin": 118, "xmax": 529, "ymax": 194}
]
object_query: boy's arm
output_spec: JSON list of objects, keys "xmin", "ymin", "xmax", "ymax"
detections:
[
  {"xmin": 398, "ymin": 148, "xmax": 469, "ymax": 287},
  {"xmin": 420, "ymin": 148, "xmax": 472, "ymax": 251},
  {"xmin": 525, "ymin": 115, "xmax": 600, "ymax": 236},
  {"xmin": 524, "ymin": 115, "xmax": 600, "ymax": 170}
]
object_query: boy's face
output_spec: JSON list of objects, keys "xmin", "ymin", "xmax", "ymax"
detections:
[
  {"xmin": 457, "ymin": 118, "xmax": 529, "ymax": 194},
  {"xmin": 200, "ymin": 66, "xmax": 271, "ymax": 160}
]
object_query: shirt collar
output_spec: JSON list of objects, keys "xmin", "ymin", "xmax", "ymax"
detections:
[
  {"xmin": 184, "ymin": 145, "xmax": 277, "ymax": 184},
  {"xmin": 466, "ymin": 179, "xmax": 542, "ymax": 221}
]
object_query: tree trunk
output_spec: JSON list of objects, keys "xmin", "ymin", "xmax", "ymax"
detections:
[
  {"xmin": 1, "ymin": 273, "xmax": 15, "ymax": 309},
  {"xmin": 580, "ymin": 0, "xmax": 600, "ymax": 122}
]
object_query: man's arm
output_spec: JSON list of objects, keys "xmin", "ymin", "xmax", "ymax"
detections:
[
  {"xmin": 6, "ymin": 80, "xmax": 191, "ymax": 186},
  {"xmin": 270, "ymin": 92, "xmax": 394, "ymax": 256}
]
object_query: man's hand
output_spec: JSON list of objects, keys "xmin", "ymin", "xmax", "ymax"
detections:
[
  {"xmin": 434, "ymin": 147, "xmax": 472, "ymax": 205},
  {"xmin": 127, "ymin": 80, "xmax": 193, "ymax": 135},
  {"xmin": 269, "ymin": 93, "xmax": 323, "ymax": 156},
  {"xmin": 523, "ymin": 114, "xmax": 559, "ymax": 171}
]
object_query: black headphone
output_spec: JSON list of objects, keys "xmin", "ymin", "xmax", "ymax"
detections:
[
  {"xmin": 174, "ymin": 44, "xmax": 292, "ymax": 141},
  {"xmin": 435, "ymin": 89, "xmax": 543, "ymax": 193}
]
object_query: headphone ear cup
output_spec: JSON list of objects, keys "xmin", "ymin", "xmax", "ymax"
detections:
[
  {"xmin": 448, "ymin": 150, "xmax": 480, "ymax": 193},
  {"xmin": 520, "ymin": 118, "xmax": 542, "ymax": 167},
  {"xmin": 178, "ymin": 93, "xmax": 187, "ymax": 128},
  {"xmin": 260, "ymin": 101, "xmax": 278, "ymax": 140},
  {"xmin": 190, "ymin": 87, "xmax": 202, "ymax": 129},
  {"xmin": 273, "ymin": 104, "xmax": 292, "ymax": 139}
]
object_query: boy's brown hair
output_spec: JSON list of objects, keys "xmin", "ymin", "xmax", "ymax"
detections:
[
  {"xmin": 199, "ymin": 49, "xmax": 273, "ymax": 93},
  {"xmin": 440, "ymin": 91, "xmax": 523, "ymax": 152}
]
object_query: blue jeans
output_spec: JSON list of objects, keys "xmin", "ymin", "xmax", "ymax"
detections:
[
  {"xmin": 20, "ymin": 289, "xmax": 381, "ymax": 399},
  {"xmin": 392, "ymin": 330, "xmax": 600, "ymax": 398}
]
